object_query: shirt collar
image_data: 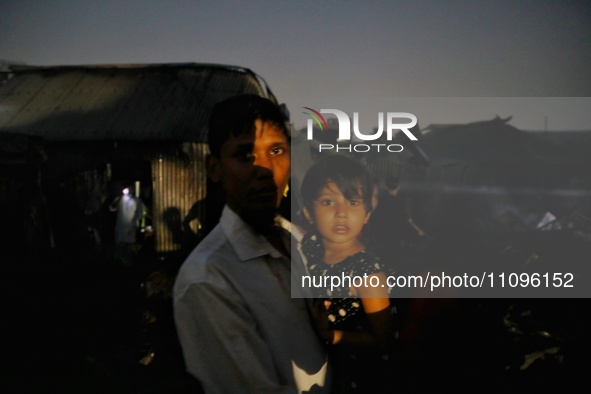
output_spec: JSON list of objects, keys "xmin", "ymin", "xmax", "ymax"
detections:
[{"xmin": 219, "ymin": 205, "xmax": 291, "ymax": 262}]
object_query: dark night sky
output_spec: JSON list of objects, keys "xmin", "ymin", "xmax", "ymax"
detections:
[{"xmin": 2, "ymin": 0, "xmax": 590, "ymax": 130}]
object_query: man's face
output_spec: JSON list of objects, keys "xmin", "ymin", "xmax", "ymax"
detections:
[{"xmin": 211, "ymin": 119, "xmax": 290, "ymax": 228}]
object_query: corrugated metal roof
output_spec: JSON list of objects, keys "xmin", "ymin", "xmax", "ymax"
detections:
[{"xmin": 0, "ymin": 63, "xmax": 277, "ymax": 142}]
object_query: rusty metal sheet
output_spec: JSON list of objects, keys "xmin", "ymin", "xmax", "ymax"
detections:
[{"xmin": 0, "ymin": 63, "xmax": 274, "ymax": 142}]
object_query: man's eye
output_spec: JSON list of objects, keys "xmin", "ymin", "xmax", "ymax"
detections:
[
  {"xmin": 237, "ymin": 152, "xmax": 255, "ymax": 162},
  {"xmin": 270, "ymin": 147, "xmax": 285, "ymax": 156}
]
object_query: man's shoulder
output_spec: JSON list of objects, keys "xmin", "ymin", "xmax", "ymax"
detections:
[{"xmin": 173, "ymin": 226, "xmax": 235, "ymax": 291}]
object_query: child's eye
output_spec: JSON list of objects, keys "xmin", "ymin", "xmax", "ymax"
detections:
[
  {"xmin": 320, "ymin": 199, "xmax": 333, "ymax": 206},
  {"xmin": 349, "ymin": 199, "xmax": 360, "ymax": 206}
]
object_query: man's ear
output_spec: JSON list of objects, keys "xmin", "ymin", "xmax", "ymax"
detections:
[
  {"xmin": 302, "ymin": 206, "xmax": 313, "ymax": 224},
  {"xmin": 206, "ymin": 154, "xmax": 222, "ymax": 183}
]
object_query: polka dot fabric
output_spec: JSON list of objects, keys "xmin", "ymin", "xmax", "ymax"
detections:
[{"xmin": 302, "ymin": 233, "xmax": 385, "ymax": 327}]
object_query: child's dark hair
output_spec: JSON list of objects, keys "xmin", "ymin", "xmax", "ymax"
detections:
[{"xmin": 300, "ymin": 154, "xmax": 374, "ymax": 212}]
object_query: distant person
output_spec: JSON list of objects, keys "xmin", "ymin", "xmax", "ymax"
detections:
[
  {"xmin": 109, "ymin": 184, "xmax": 144, "ymax": 266},
  {"xmin": 299, "ymin": 154, "xmax": 396, "ymax": 393},
  {"xmin": 173, "ymin": 94, "xmax": 329, "ymax": 393}
]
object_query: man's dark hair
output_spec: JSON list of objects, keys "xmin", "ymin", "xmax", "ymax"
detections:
[
  {"xmin": 207, "ymin": 94, "xmax": 289, "ymax": 157},
  {"xmin": 301, "ymin": 154, "xmax": 374, "ymax": 213}
]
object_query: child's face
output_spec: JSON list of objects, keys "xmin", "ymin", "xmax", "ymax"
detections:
[{"xmin": 304, "ymin": 182, "xmax": 370, "ymax": 247}]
